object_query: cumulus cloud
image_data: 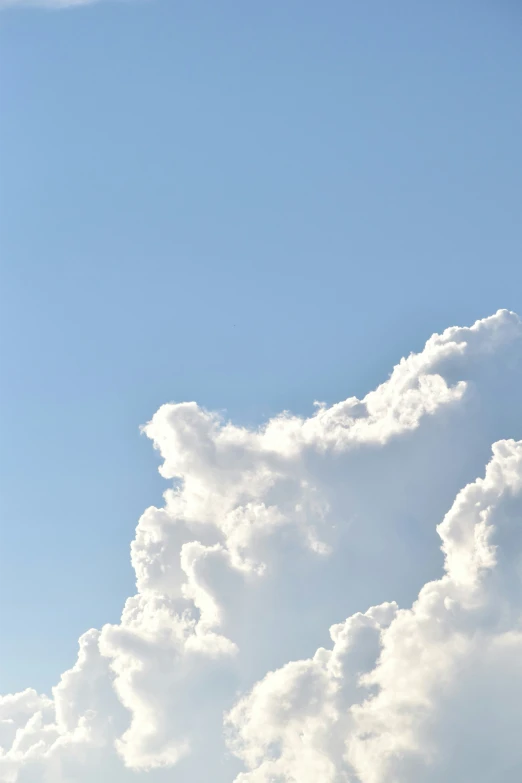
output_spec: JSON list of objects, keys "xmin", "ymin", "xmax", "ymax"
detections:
[
  {"xmin": 226, "ymin": 439, "xmax": 522, "ymax": 782},
  {"xmin": 1, "ymin": 310, "xmax": 522, "ymax": 782}
]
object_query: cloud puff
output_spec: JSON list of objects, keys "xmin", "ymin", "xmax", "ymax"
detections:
[{"xmin": 1, "ymin": 310, "xmax": 522, "ymax": 782}]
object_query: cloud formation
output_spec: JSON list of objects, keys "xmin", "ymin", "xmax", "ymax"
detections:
[
  {"xmin": 227, "ymin": 438, "xmax": 522, "ymax": 782},
  {"xmin": 1, "ymin": 310, "xmax": 522, "ymax": 782}
]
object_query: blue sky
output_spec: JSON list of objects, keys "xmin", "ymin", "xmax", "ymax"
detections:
[{"xmin": 1, "ymin": 0, "xmax": 522, "ymax": 709}]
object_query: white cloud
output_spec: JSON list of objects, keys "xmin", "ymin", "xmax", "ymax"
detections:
[
  {"xmin": 226, "ymin": 439, "xmax": 522, "ymax": 782},
  {"xmin": 1, "ymin": 310, "xmax": 522, "ymax": 781}
]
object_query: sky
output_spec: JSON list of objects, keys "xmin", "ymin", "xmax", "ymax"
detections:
[{"xmin": 1, "ymin": 1, "xmax": 522, "ymax": 781}]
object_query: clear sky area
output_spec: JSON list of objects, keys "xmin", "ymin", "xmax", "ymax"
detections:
[{"xmin": 1, "ymin": 4, "xmax": 522, "ymax": 780}]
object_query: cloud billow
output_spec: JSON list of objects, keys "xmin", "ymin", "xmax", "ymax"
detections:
[{"xmin": 1, "ymin": 310, "xmax": 522, "ymax": 782}]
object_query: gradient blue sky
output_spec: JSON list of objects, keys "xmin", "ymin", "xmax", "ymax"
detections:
[{"xmin": 1, "ymin": 0, "xmax": 521, "ymax": 695}]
